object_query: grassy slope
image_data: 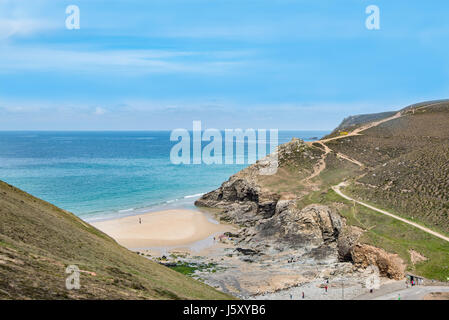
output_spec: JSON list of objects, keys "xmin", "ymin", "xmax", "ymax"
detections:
[
  {"xmin": 0, "ymin": 180, "xmax": 232, "ymax": 300},
  {"xmin": 325, "ymin": 104, "xmax": 449, "ymax": 234},
  {"xmin": 296, "ymin": 187, "xmax": 449, "ymax": 281},
  {"xmin": 295, "ymin": 104, "xmax": 449, "ymax": 281},
  {"xmin": 254, "ymin": 102, "xmax": 449, "ymax": 281}
]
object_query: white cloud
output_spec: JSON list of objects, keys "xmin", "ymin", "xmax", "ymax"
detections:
[
  {"xmin": 0, "ymin": 18, "xmax": 56, "ymax": 39},
  {"xmin": 0, "ymin": 97, "xmax": 418, "ymax": 131},
  {"xmin": 94, "ymin": 107, "xmax": 106, "ymax": 115},
  {"xmin": 0, "ymin": 46, "xmax": 246, "ymax": 75}
]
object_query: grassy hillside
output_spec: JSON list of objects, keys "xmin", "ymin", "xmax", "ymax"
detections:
[
  {"xmin": 229, "ymin": 100, "xmax": 449, "ymax": 281},
  {"xmin": 0, "ymin": 180, "xmax": 232, "ymax": 300},
  {"xmin": 296, "ymin": 188, "xmax": 449, "ymax": 281},
  {"xmin": 330, "ymin": 111, "xmax": 397, "ymax": 136},
  {"xmin": 311, "ymin": 101, "xmax": 449, "ymax": 280},
  {"xmin": 327, "ymin": 101, "xmax": 449, "ymax": 234}
]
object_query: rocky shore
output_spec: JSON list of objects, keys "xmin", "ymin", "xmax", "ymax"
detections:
[{"xmin": 190, "ymin": 138, "xmax": 407, "ymax": 297}]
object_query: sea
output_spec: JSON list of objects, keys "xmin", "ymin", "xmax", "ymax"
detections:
[{"xmin": 0, "ymin": 131, "xmax": 329, "ymax": 222}]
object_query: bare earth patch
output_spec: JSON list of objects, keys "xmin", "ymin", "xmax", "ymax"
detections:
[
  {"xmin": 409, "ymin": 249, "xmax": 427, "ymax": 265},
  {"xmin": 423, "ymin": 292, "xmax": 449, "ymax": 300}
]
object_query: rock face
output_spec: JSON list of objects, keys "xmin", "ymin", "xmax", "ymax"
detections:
[
  {"xmin": 350, "ymin": 244, "xmax": 406, "ymax": 280},
  {"xmin": 195, "ymin": 138, "xmax": 321, "ymax": 224},
  {"xmin": 195, "ymin": 177, "xmax": 279, "ymax": 224},
  {"xmin": 337, "ymin": 226, "xmax": 364, "ymax": 261},
  {"xmin": 199, "ymin": 179, "xmax": 407, "ymax": 279},
  {"xmin": 195, "ymin": 137, "xmax": 407, "ymax": 281},
  {"xmin": 256, "ymin": 204, "xmax": 343, "ymax": 248}
]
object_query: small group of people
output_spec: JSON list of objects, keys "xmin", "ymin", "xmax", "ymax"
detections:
[
  {"xmin": 411, "ymin": 279, "xmax": 421, "ymax": 286},
  {"xmin": 288, "ymin": 292, "xmax": 305, "ymax": 300},
  {"xmin": 213, "ymin": 234, "xmax": 229, "ymax": 243},
  {"xmin": 406, "ymin": 277, "xmax": 423, "ymax": 288}
]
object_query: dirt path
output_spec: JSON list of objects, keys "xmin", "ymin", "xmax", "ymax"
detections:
[
  {"xmin": 303, "ymin": 135, "xmax": 364, "ymax": 184},
  {"xmin": 335, "ymin": 152, "xmax": 363, "ymax": 167},
  {"xmin": 302, "ymin": 112, "xmax": 402, "ymax": 183},
  {"xmin": 409, "ymin": 100, "xmax": 449, "ymax": 114},
  {"xmin": 321, "ymin": 112, "xmax": 402, "ymax": 144},
  {"xmin": 302, "ymin": 141, "xmax": 331, "ymax": 183},
  {"xmin": 332, "ymin": 182, "xmax": 449, "ymax": 243},
  {"xmin": 305, "ymin": 109, "xmax": 449, "ymax": 243}
]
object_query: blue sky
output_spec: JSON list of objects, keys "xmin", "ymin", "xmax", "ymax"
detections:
[{"xmin": 1, "ymin": 0, "xmax": 448, "ymax": 130}]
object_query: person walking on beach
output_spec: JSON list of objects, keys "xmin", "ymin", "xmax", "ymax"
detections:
[
  {"xmin": 302, "ymin": 292, "xmax": 305, "ymax": 299},
  {"xmin": 139, "ymin": 217, "xmax": 141, "ymax": 224}
]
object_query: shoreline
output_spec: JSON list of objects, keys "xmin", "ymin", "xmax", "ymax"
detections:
[
  {"xmin": 92, "ymin": 208, "xmax": 234, "ymax": 250},
  {"xmin": 82, "ymin": 194, "xmax": 205, "ymax": 223}
]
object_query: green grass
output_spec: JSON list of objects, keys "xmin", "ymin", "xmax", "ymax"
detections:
[
  {"xmin": 346, "ymin": 184, "xmax": 449, "ymax": 237},
  {"xmin": 295, "ymin": 186, "xmax": 449, "ymax": 281},
  {"xmin": 314, "ymin": 152, "xmax": 360, "ymax": 187},
  {"xmin": 257, "ymin": 166, "xmax": 308, "ymax": 195},
  {"xmin": 168, "ymin": 262, "xmax": 218, "ymax": 276},
  {"xmin": 264, "ymin": 105, "xmax": 449, "ymax": 281}
]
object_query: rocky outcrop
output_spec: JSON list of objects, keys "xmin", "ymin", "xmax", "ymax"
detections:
[
  {"xmin": 350, "ymin": 244, "xmax": 406, "ymax": 280},
  {"xmin": 256, "ymin": 204, "xmax": 343, "ymax": 248},
  {"xmin": 337, "ymin": 228, "xmax": 406, "ymax": 280},
  {"xmin": 337, "ymin": 226, "xmax": 364, "ymax": 261},
  {"xmin": 199, "ymin": 178, "xmax": 260, "ymax": 204},
  {"xmin": 195, "ymin": 138, "xmax": 321, "ymax": 225},
  {"xmin": 195, "ymin": 174, "xmax": 279, "ymax": 225},
  {"xmin": 195, "ymin": 136, "xmax": 409, "ymax": 281}
]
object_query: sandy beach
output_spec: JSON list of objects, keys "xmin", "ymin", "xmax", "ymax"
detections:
[{"xmin": 92, "ymin": 209, "xmax": 233, "ymax": 249}]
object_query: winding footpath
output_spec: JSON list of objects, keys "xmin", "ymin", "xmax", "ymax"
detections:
[
  {"xmin": 303, "ymin": 112, "xmax": 402, "ymax": 182},
  {"xmin": 305, "ymin": 109, "xmax": 449, "ymax": 243},
  {"xmin": 332, "ymin": 182, "xmax": 449, "ymax": 243}
]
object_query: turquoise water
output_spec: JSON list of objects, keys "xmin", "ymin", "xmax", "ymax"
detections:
[{"xmin": 0, "ymin": 131, "xmax": 328, "ymax": 221}]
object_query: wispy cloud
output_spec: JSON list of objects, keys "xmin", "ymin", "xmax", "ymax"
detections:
[
  {"xmin": 0, "ymin": 0, "xmax": 448, "ymax": 131},
  {"xmin": 94, "ymin": 107, "xmax": 106, "ymax": 115},
  {"xmin": 0, "ymin": 0, "xmax": 59, "ymax": 39},
  {"xmin": 0, "ymin": 46, "xmax": 247, "ymax": 75},
  {"xmin": 0, "ymin": 97, "xmax": 413, "ymax": 131},
  {"xmin": 0, "ymin": 18, "xmax": 57, "ymax": 39}
]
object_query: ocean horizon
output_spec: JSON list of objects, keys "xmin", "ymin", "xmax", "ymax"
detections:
[{"xmin": 0, "ymin": 130, "xmax": 329, "ymax": 221}]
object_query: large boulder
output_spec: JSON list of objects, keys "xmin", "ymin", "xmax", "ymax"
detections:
[
  {"xmin": 195, "ymin": 176, "xmax": 280, "ymax": 225},
  {"xmin": 337, "ymin": 225, "xmax": 364, "ymax": 261},
  {"xmin": 350, "ymin": 244, "xmax": 406, "ymax": 280},
  {"xmin": 195, "ymin": 178, "xmax": 259, "ymax": 205}
]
